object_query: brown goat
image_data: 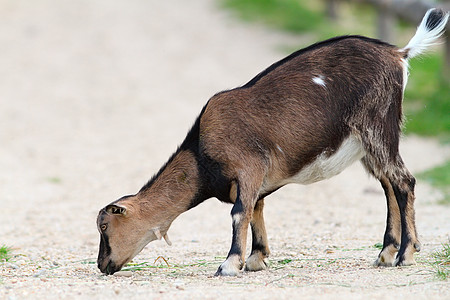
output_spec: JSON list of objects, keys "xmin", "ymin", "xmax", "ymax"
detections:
[{"xmin": 97, "ymin": 9, "xmax": 449, "ymax": 276}]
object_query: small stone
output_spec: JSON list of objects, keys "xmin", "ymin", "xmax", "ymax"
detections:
[
  {"xmin": 16, "ymin": 259, "xmax": 26, "ymax": 266},
  {"xmin": 174, "ymin": 279, "xmax": 185, "ymax": 286},
  {"xmin": 113, "ymin": 271, "xmax": 132, "ymax": 277},
  {"xmin": 33, "ymin": 269, "xmax": 47, "ymax": 277},
  {"xmin": 6, "ymin": 263, "xmax": 19, "ymax": 269}
]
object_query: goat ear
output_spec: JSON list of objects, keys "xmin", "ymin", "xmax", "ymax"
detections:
[{"xmin": 105, "ymin": 204, "xmax": 127, "ymax": 216}]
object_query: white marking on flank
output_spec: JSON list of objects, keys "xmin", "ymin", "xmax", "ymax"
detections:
[
  {"xmin": 312, "ymin": 75, "xmax": 326, "ymax": 87},
  {"xmin": 276, "ymin": 144, "xmax": 284, "ymax": 154}
]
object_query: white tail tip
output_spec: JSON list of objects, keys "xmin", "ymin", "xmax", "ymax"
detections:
[{"xmin": 402, "ymin": 8, "xmax": 449, "ymax": 59}]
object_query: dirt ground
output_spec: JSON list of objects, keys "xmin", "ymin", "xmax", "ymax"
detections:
[{"xmin": 1, "ymin": 0, "xmax": 449, "ymax": 299}]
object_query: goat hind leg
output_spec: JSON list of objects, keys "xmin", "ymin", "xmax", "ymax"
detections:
[
  {"xmin": 389, "ymin": 163, "xmax": 420, "ymax": 266},
  {"xmin": 361, "ymin": 157, "xmax": 402, "ymax": 267},
  {"xmin": 374, "ymin": 175, "xmax": 401, "ymax": 267},
  {"xmin": 245, "ymin": 198, "xmax": 270, "ymax": 272}
]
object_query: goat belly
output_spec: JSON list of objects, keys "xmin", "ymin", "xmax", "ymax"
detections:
[{"xmin": 285, "ymin": 134, "xmax": 365, "ymax": 185}]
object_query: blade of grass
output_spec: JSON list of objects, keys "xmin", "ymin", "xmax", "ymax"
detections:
[
  {"xmin": 429, "ymin": 243, "xmax": 450, "ymax": 280},
  {"xmin": 0, "ymin": 245, "xmax": 12, "ymax": 262}
]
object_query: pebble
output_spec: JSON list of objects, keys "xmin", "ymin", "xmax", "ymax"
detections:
[
  {"xmin": 174, "ymin": 279, "xmax": 185, "ymax": 289},
  {"xmin": 16, "ymin": 259, "xmax": 26, "ymax": 266},
  {"xmin": 33, "ymin": 269, "xmax": 47, "ymax": 278},
  {"xmin": 113, "ymin": 271, "xmax": 132, "ymax": 277},
  {"xmin": 6, "ymin": 263, "xmax": 19, "ymax": 269}
]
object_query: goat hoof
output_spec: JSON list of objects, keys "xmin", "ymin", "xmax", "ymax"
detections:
[
  {"xmin": 214, "ymin": 266, "xmax": 239, "ymax": 276},
  {"xmin": 373, "ymin": 246, "xmax": 397, "ymax": 267},
  {"xmin": 394, "ymin": 256, "xmax": 416, "ymax": 267},
  {"xmin": 215, "ymin": 257, "xmax": 242, "ymax": 276},
  {"xmin": 374, "ymin": 257, "xmax": 394, "ymax": 267},
  {"xmin": 245, "ymin": 253, "xmax": 269, "ymax": 272},
  {"xmin": 394, "ymin": 244, "xmax": 418, "ymax": 266}
]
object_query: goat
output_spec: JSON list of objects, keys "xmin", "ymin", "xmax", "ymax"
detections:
[{"xmin": 97, "ymin": 9, "xmax": 449, "ymax": 276}]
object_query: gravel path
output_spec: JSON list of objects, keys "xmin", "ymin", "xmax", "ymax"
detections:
[{"xmin": 1, "ymin": 0, "xmax": 449, "ymax": 299}]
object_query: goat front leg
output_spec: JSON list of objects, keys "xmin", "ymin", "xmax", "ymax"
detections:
[
  {"xmin": 245, "ymin": 198, "xmax": 270, "ymax": 271},
  {"xmin": 215, "ymin": 183, "xmax": 255, "ymax": 276}
]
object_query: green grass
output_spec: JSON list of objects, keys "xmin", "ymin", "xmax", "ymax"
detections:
[
  {"xmin": 46, "ymin": 176, "xmax": 62, "ymax": 184},
  {"xmin": 120, "ymin": 256, "xmax": 225, "ymax": 272},
  {"xmin": 373, "ymin": 242, "xmax": 383, "ymax": 250},
  {"xmin": 404, "ymin": 54, "xmax": 450, "ymax": 139},
  {"xmin": 277, "ymin": 258, "xmax": 293, "ymax": 265},
  {"xmin": 430, "ymin": 243, "xmax": 450, "ymax": 280},
  {"xmin": 418, "ymin": 160, "xmax": 450, "ymax": 204},
  {"xmin": 221, "ymin": 0, "xmax": 324, "ymax": 33},
  {"xmin": 0, "ymin": 245, "xmax": 12, "ymax": 262}
]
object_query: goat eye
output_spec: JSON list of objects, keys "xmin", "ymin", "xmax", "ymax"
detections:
[{"xmin": 101, "ymin": 224, "xmax": 107, "ymax": 231}]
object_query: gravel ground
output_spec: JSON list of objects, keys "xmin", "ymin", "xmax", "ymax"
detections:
[{"xmin": 1, "ymin": 0, "xmax": 449, "ymax": 299}]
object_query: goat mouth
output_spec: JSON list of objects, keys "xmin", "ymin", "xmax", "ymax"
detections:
[{"xmin": 101, "ymin": 260, "xmax": 122, "ymax": 275}]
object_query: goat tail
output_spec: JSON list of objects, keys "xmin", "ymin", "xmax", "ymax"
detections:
[{"xmin": 402, "ymin": 8, "xmax": 449, "ymax": 59}]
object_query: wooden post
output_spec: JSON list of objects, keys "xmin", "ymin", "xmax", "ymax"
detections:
[
  {"xmin": 376, "ymin": 0, "xmax": 395, "ymax": 42},
  {"xmin": 326, "ymin": 0, "xmax": 339, "ymax": 21}
]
